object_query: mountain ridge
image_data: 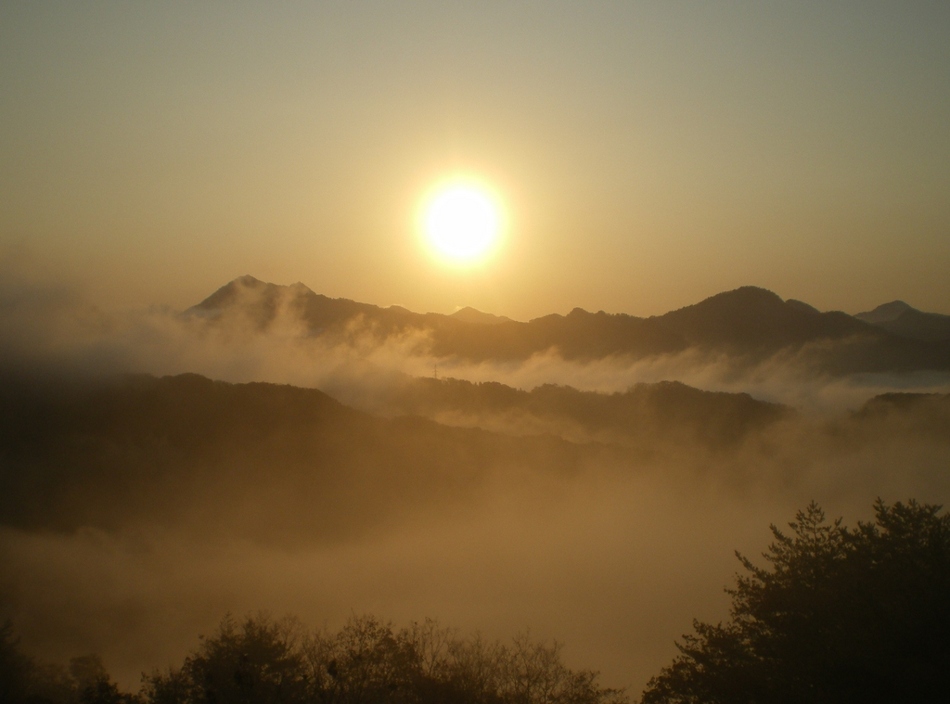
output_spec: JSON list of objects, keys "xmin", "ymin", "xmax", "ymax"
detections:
[
  {"xmin": 186, "ymin": 277, "xmax": 950, "ymax": 372},
  {"xmin": 0, "ymin": 370, "xmax": 791, "ymax": 540},
  {"xmin": 856, "ymin": 301, "xmax": 950, "ymax": 342}
]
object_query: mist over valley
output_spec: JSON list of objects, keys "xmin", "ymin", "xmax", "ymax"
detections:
[{"xmin": 2, "ymin": 275, "xmax": 949, "ymax": 697}]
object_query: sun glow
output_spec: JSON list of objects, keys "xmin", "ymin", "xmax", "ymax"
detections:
[{"xmin": 421, "ymin": 180, "xmax": 504, "ymax": 265}]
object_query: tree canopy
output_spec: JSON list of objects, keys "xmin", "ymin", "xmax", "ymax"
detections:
[
  {"xmin": 640, "ymin": 499, "xmax": 950, "ymax": 704},
  {"xmin": 6, "ymin": 499, "xmax": 950, "ymax": 704},
  {"xmin": 140, "ymin": 614, "xmax": 626, "ymax": 704},
  {"xmin": 1, "ymin": 613, "xmax": 627, "ymax": 704}
]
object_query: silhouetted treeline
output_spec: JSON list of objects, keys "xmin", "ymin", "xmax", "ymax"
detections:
[
  {"xmin": 641, "ymin": 499, "xmax": 950, "ymax": 703},
  {"xmin": 2, "ymin": 616, "xmax": 627, "ymax": 704},
  {"xmin": 5, "ymin": 500, "xmax": 950, "ymax": 703},
  {"xmin": 1, "ymin": 629, "xmax": 136, "ymax": 704}
]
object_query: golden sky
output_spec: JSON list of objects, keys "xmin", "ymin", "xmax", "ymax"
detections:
[{"xmin": 2, "ymin": 2, "xmax": 949, "ymax": 319}]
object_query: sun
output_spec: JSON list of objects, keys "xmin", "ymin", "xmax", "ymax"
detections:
[{"xmin": 421, "ymin": 179, "xmax": 504, "ymax": 264}]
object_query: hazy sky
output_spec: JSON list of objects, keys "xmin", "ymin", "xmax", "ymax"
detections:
[{"xmin": 2, "ymin": 1, "xmax": 948, "ymax": 320}]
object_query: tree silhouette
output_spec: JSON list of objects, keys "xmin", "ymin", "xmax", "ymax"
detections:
[
  {"xmin": 143, "ymin": 613, "xmax": 625, "ymax": 704},
  {"xmin": 1, "ymin": 620, "xmax": 32, "ymax": 704},
  {"xmin": 640, "ymin": 500, "xmax": 950, "ymax": 704},
  {"xmin": 143, "ymin": 614, "xmax": 309, "ymax": 704},
  {"xmin": 0, "ymin": 625, "xmax": 136, "ymax": 704}
]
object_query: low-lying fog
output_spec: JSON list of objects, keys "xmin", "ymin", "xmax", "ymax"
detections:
[
  {"xmin": 5, "ymin": 438, "xmax": 949, "ymax": 693},
  {"xmin": 4, "ymin": 264, "xmax": 949, "ymax": 414},
  {"xmin": 2, "ymin": 267, "xmax": 949, "ymax": 696}
]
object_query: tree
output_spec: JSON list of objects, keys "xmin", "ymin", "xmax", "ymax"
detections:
[
  {"xmin": 304, "ymin": 614, "xmax": 424, "ymax": 704},
  {"xmin": 66, "ymin": 654, "xmax": 139, "ymax": 704},
  {"xmin": 149, "ymin": 613, "xmax": 310, "ymax": 704},
  {"xmin": 144, "ymin": 613, "xmax": 626, "ymax": 704},
  {"xmin": 0, "ymin": 623, "xmax": 135, "ymax": 704},
  {"xmin": 0, "ymin": 620, "xmax": 32, "ymax": 704},
  {"xmin": 640, "ymin": 500, "xmax": 950, "ymax": 704}
]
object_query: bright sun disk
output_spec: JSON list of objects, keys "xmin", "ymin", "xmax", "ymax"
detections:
[{"xmin": 422, "ymin": 182, "xmax": 502, "ymax": 264}]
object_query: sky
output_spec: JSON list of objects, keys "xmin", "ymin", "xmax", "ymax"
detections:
[{"xmin": 2, "ymin": 1, "xmax": 949, "ymax": 321}]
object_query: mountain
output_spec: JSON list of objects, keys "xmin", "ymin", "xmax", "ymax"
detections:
[
  {"xmin": 852, "ymin": 392, "xmax": 950, "ymax": 439},
  {"xmin": 186, "ymin": 277, "xmax": 950, "ymax": 372},
  {"xmin": 186, "ymin": 275, "xmax": 687, "ymax": 360},
  {"xmin": 856, "ymin": 301, "xmax": 950, "ymax": 342},
  {"xmin": 654, "ymin": 286, "xmax": 872, "ymax": 350},
  {"xmin": 2, "ymin": 370, "xmax": 948, "ymax": 549},
  {"xmin": 450, "ymin": 307, "xmax": 512, "ymax": 325},
  {"xmin": 0, "ymin": 370, "xmax": 791, "ymax": 542},
  {"xmin": 0, "ymin": 372, "xmax": 596, "ymax": 542},
  {"xmin": 383, "ymin": 376, "xmax": 790, "ymax": 451},
  {"xmin": 188, "ymin": 275, "xmax": 404, "ymax": 332},
  {"xmin": 856, "ymin": 301, "xmax": 915, "ymax": 325}
]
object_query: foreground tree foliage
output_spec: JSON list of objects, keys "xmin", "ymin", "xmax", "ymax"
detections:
[
  {"xmin": 7, "ymin": 499, "xmax": 949, "ymax": 704},
  {"xmin": 0, "ymin": 625, "xmax": 136, "ymax": 704},
  {"xmin": 640, "ymin": 500, "xmax": 950, "ymax": 704},
  {"xmin": 141, "ymin": 614, "xmax": 626, "ymax": 704}
]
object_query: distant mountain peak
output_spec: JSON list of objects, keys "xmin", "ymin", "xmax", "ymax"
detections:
[
  {"xmin": 181, "ymin": 276, "xmax": 949, "ymax": 368},
  {"xmin": 189, "ymin": 275, "xmax": 266, "ymax": 311},
  {"xmin": 711, "ymin": 286, "xmax": 784, "ymax": 304},
  {"xmin": 656, "ymin": 285, "xmax": 876, "ymax": 350},
  {"xmin": 855, "ymin": 301, "xmax": 915, "ymax": 324},
  {"xmin": 451, "ymin": 307, "xmax": 513, "ymax": 325},
  {"xmin": 854, "ymin": 301, "xmax": 950, "ymax": 341},
  {"xmin": 663, "ymin": 286, "xmax": 785, "ymax": 318}
]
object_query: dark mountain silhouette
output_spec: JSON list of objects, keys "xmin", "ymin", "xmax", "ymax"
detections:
[
  {"xmin": 853, "ymin": 391, "xmax": 950, "ymax": 438},
  {"xmin": 385, "ymin": 376, "xmax": 790, "ymax": 451},
  {"xmin": 0, "ymin": 369, "xmax": 797, "ymax": 542},
  {"xmin": 186, "ymin": 275, "xmax": 686, "ymax": 360},
  {"xmin": 450, "ymin": 306, "xmax": 513, "ymax": 325},
  {"xmin": 188, "ymin": 275, "xmax": 407, "ymax": 333},
  {"xmin": 649, "ymin": 286, "xmax": 950, "ymax": 373},
  {"xmin": 187, "ymin": 278, "xmax": 950, "ymax": 372},
  {"xmin": 856, "ymin": 300, "xmax": 914, "ymax": 324},
  {"xmin": 653, "ymin": 286, "xmax": 872, "ymax": 350},
  {"xmin": 429, "ymin": 307, "xmax": 687, "ymax": 361},
  {"xmin": 856, "ymin": 301, "xmax": 950, "ymax": 342},
  {"xmin": 0, "ymin": 371, "xmax": 602, "ymax": 541},
  {"xmin": 4, "ymin": 366, "xmax": 946, "ymax": 545},
  {"xmin": 784, "ymin": 299, "xmax": 821, "ymax": 315},
  {"xmin": 0, "ymin": 366, "xmax": 785, "ymax": 537}
]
